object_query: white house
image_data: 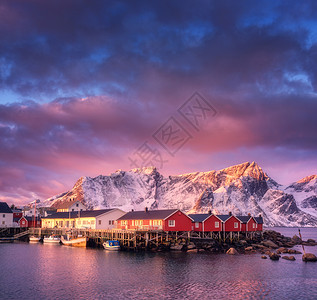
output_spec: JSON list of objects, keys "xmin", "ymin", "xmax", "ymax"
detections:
[
  {"xmin": 55, "ymin": 201, "xmax": 87, "ymax": 213},
  {"xmin": 0, "ymin": 202, "xmax": 13, "ymax": 228},
  {"xmin": 41, "ymin": 208, "xmax": 126, "ymax": 230}
]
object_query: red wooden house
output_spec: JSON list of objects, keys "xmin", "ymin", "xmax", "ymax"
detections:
[
  {"xmin": 117, "ymin": 208, "xmax": 193, "ymax": 231},
  {"xmin": 237, "ymin": 215, "xmax": 258, "ymax": 232},
  {"xmin": 188, "ymin": 213, "xmax": 222, "ymax": 232},
  {"xmin": 218, "ymin": 214, "xmax": 242, "ymax": 232},
  {"xmin": 19, "ymin": 216, "xmax": 41, "ymax": 228},
  {"xmin": 254, "ymin": 216, "xmax": 263, "ymax": 231}
]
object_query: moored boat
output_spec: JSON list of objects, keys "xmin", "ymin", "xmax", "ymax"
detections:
[
  {"xmin": 103, "ymin": 240, "xmax": 120, "ymax": 251},
  {"xmin": 61, "ymin": 235, "xmax": 87, "ymax": 247},
  {"xmin": 29, "ymin": 236, "xmax": 41, "ymax": 243},
  {"xmin": 43, "ymin": 236, "xmax": 61, "ymax": 244}
]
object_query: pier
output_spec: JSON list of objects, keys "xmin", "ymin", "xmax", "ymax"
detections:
[{"xmin": 28, "ymin": 228, "xmax": 261, "ymax": 250}]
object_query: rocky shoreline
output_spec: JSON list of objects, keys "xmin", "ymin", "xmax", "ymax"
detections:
[{"xmin": 165, "ymin": 230, "xmax": 317, "ymax": 262}]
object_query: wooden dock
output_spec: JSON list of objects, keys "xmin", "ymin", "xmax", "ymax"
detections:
[{"xmin": 28, "ymin": 228, "xmax": 261, "ymax": 250}]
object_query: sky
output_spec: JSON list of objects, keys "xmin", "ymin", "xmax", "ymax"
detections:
[{"xmin": 1, "ymin": 0, "xmax": 317, "ymax": 206}]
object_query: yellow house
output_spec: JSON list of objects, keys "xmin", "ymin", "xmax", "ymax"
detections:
[{"xmin": 41, "ymin": 208, "xmax": 126, "ymax": 230}]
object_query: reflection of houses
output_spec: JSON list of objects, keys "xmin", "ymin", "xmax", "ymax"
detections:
[
  {"xmin": 19, "ymin": 216, "xmax": 42, "ymax": 228},
  {"xmin": 41, "ymin": 209, "xmax": 126, "ymax": 230},
  {"xmin": 117, "ymin": 208, "xmax": 193, "ymax": 231},
  {"xmin": 55, "ymin": 201, "xmax": 86, "ymax": 212},
  {"xmin": 0, "ymin": 202, "xmax": 13, "ymax": 228}
]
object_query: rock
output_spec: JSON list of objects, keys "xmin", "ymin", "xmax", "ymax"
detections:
[
  {"xmin": 307, "ymin": 239, "xmax": 316, "ymax": 243},
  {"xmin": 226, "ymin": 248, "xmax": 238, "ymax": 255},
  {"xmin": 187, "ymin": 243, "xmax": 196, "ymax": 250},
  {"xmin": 288, "ymin": 249, "xmax": 302, "ymax": 254},
  {"xmin": 302, "ymin": 253, "xmax": 317, "ymax": 262},
  {"xmin": 276, "ymin": 247, "xmax": 288, "ymax": 254},
  {"xmin": 269, "ymin": 252, "xmax": 280, "ymax": 261},
  {"xmin": 263, "ymin": 240, "xmax": 279, "ymax": 249},
  {"xmin": 245, "ymin": 246, "xmax": 253, "ymax": 251},
  {"xmin": 240, "ymin": 240, "xmax": 247, "ymax": 245},
  {"xmin": 282, "ymin": 256, "xmax": 296, "ymax": 261},
  {"xmin": 292, "ymin": 235, "xmax": 302, "ymax": 244},
  {"xmin": 170, "ymin": 244, "xmax": 183, "ymax": 251},
  {"xmin": 261, "ymin": 255, "xmax": 267, "ymax": 259}
]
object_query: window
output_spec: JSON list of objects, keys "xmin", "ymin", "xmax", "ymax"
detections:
[
  {"xmin": 168, "ymin": 220, "xmax": 175, "ymax": 227},
  {"xmin": 195, "ymin": 222, "xmax": 199, "ymax": 228},
  {"xmin": 72, "ymin": 209, "xmax": 74, "ymax": 212},
  {"xmin": 215, "ymin": 221, "xmax": 219, "ymax": 228},
  {"xmin": 234, "ymin": 222, "xmax": 238, "ymax": 229},
  {"xmin": 2, "ymin": 214, "xmax": 5, "ymax": 218},
  {"xmin": 112, "ymin": 220, "xmax": 114, "ymax": 225},
  {"xmin": 76, "ymin": 203, "xmax": 79, "ymax": 207},
  {"xmin": 2, "ymin": 221, "xmax": 5, "ymax": 225},
  {"xmin": 253, "ymin": 223, "xmax": 255, "ymax": 228},
  {"xmin": 91, "ymin": 220, "xmax": 95, "ymax": 225},
  {"xmin": 109, "ymin": 220, "xmax": 112, "ymax": 225},
  {"xmin": 98, "ymin": 220, "xmax": 101, "ymax": 225}
]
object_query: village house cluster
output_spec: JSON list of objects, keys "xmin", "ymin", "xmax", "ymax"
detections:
[{"xmin": 0, "ymin": 201, "xmax": 263, "ymax": 233}]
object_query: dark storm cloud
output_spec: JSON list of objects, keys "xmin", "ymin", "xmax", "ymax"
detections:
[{"xmin": 1, "ymin": 0, "xmax": 317, "ymax": 204}]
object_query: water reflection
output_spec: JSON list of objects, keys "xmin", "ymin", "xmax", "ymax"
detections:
[{"xmin": 0, "ymin": 228, "xmax": 317, "ymax": 299}]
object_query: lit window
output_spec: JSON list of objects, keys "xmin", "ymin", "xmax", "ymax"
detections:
[
  {"xmin": 234, "ymin": 222, "xmax": 238, "ymax": 228},
  {"xmin": 253, "ymin": 223, "xmax": 255, "ymax": 228},
  {"xmin": 168, "ymin": 220, "xmax": 175, "ymax": 227},
  {"xmin": 195, "ymin": 222, "xmax": 199, "ymax": 228},
  {"xmin": 215, "ymin": 222, "xmax": 219, "ymax": 228}
]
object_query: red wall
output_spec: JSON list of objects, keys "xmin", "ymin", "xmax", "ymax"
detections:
[
  {"xmin": 164, "ymin": 211, "xmax": 192, "ymax": 231},
  {"xmin": 223, "ymin": 216, "xmax": 241, "ymax": 232},
  {"xmin": 192, "ymin": 221, "xmax": 203, "ymax": 232},
  {"xmin": 247, "ymin": 218, "xmax": 257, "ymax": 232},
  {"xmin": 19, "ymin": 217, "xmax": 28, "ymax": 228},
  {"xmin": 204, "ymin": 215, "xmax": 222, "ymax": 232},
  {"xmin": 257, "ymin": 223, "xmax": 263, "ymax": 231}
]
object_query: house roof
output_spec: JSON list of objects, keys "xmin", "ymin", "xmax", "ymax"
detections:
[
  {"xmin": 217, "ymin": 215, "xmax": 231, "ymax": 222},
  {"xmin": 0, "ymin": 202, "xmax": 13, "ymax": 213},
  {"xmin": 236, "ymin": 215, "xmax": 252, "ymax": 223},
  {"xmin": 254, "ymin": 216, "xmax": 263, "ymax": 224},
  {"xmin": 55, "ymin": 201, "xmax": 85, "ymax": 209},
  {"xmin": 117, "ymin": 209, "xmax": 179, "ymax": 221},
  {"xmin": 23, "ymin": 216, "xmax": 41, "ymax": 221},
  {"xmin": 188, "ymin": 214, "xmax": 211, "ymax": 222},
  {"xmin": 42, "ymin": 209, "xmax": 116, "ymax": 219}
]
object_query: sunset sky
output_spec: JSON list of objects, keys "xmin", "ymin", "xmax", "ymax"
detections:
[{"xmin": 1, "ymin": 1, "xmax": 317, "ymax": 205}]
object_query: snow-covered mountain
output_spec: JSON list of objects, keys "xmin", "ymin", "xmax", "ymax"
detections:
[{"xmin": 42, "ymin": 162, "xmax": 317, "ymax": 227}]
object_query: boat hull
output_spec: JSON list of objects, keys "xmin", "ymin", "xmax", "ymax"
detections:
[
  {"xmin": 29, "ymin": 236, "xmax": 41, "ymax": 243},
  {"xmin": 103, "ymin": 241, "xmax": 120, "ymax": 251},
  {"xmin": 61, "ymin": 236, "xmax": 87, "ymax": 247},
  {"xmin": 43, "ymin": 237, "xmax": 61, "ymax": 244}
]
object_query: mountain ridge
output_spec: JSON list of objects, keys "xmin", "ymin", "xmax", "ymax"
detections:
[{"xmin": 41, "ymin": 161, "xmax": 317, "ymax": 227}]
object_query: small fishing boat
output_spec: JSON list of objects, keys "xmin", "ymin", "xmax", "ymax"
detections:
[
  {"xmin": 29, "ymin": 236, "xmax": 41, "ymax": 243},
  {"xmin": 103, "ymin": 240, "xmax": 120, "ymax": 251},
  {"xmin": 43, "ymin": 236, "xmax": 61, "ymax": 244},
  {"xmin": 61, "ymin": 235, "xmax": 87, "ymax": 247}
]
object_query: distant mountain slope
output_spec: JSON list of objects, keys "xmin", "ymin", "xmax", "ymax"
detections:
[{"xmin": 41, "ymin": 162, "xmax": 317, "ymax": 227}]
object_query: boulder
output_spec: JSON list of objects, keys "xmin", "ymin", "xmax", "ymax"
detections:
[
  {"xmin": 187, "ymin": 243, "xmax": 196, "ymax": 250},
  {"xmin": 276, "ymin": 247, "xmax": 288, "ymax": 254},
  {"xmin": 226, "ymin": 248, "xmax": 238, "ymax": 255},
  {"xmin": 170, "ymin": 244, "xmax": 184, "ymax": 251},
  {"xmin": 282, "ymin": 256, "xmax": 295, "ymax": 261},
  {"xmin": 261, "ymin": 255, "xmax": 267, "ymax": 259},
  {"xmin": 263, "ymin": 240, "xmax": 279, "ymax": 249},
  {"xmin": 302, "ymin": 253, "xmax": 317, "ymax": 262},
  {"xmin": 269, "ymin": 252, "xmax": 280, "ymax": 261},
  {"xmin": 292, "ymin": 235, "xmax": 302, "ymax": 244},
  {"xmin": 288, "ymin": 249, "xmax": 302, "ymax": 254},
  {"xmin": 307, "ymin": 239, "xmax": 316, "ymax": 243},
  {"xmin": 245, "ymin": 246, "xmax": 253, "ymax": 251}
]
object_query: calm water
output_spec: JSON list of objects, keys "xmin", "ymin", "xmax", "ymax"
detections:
[{"xmin": 1, "ymin": 228, "xmax": 317, "ymax": 300}]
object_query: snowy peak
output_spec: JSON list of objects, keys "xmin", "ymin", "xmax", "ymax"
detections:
[{"xmin": 44, "ymin": 162, "xmax": 317, "ymax": 227}]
